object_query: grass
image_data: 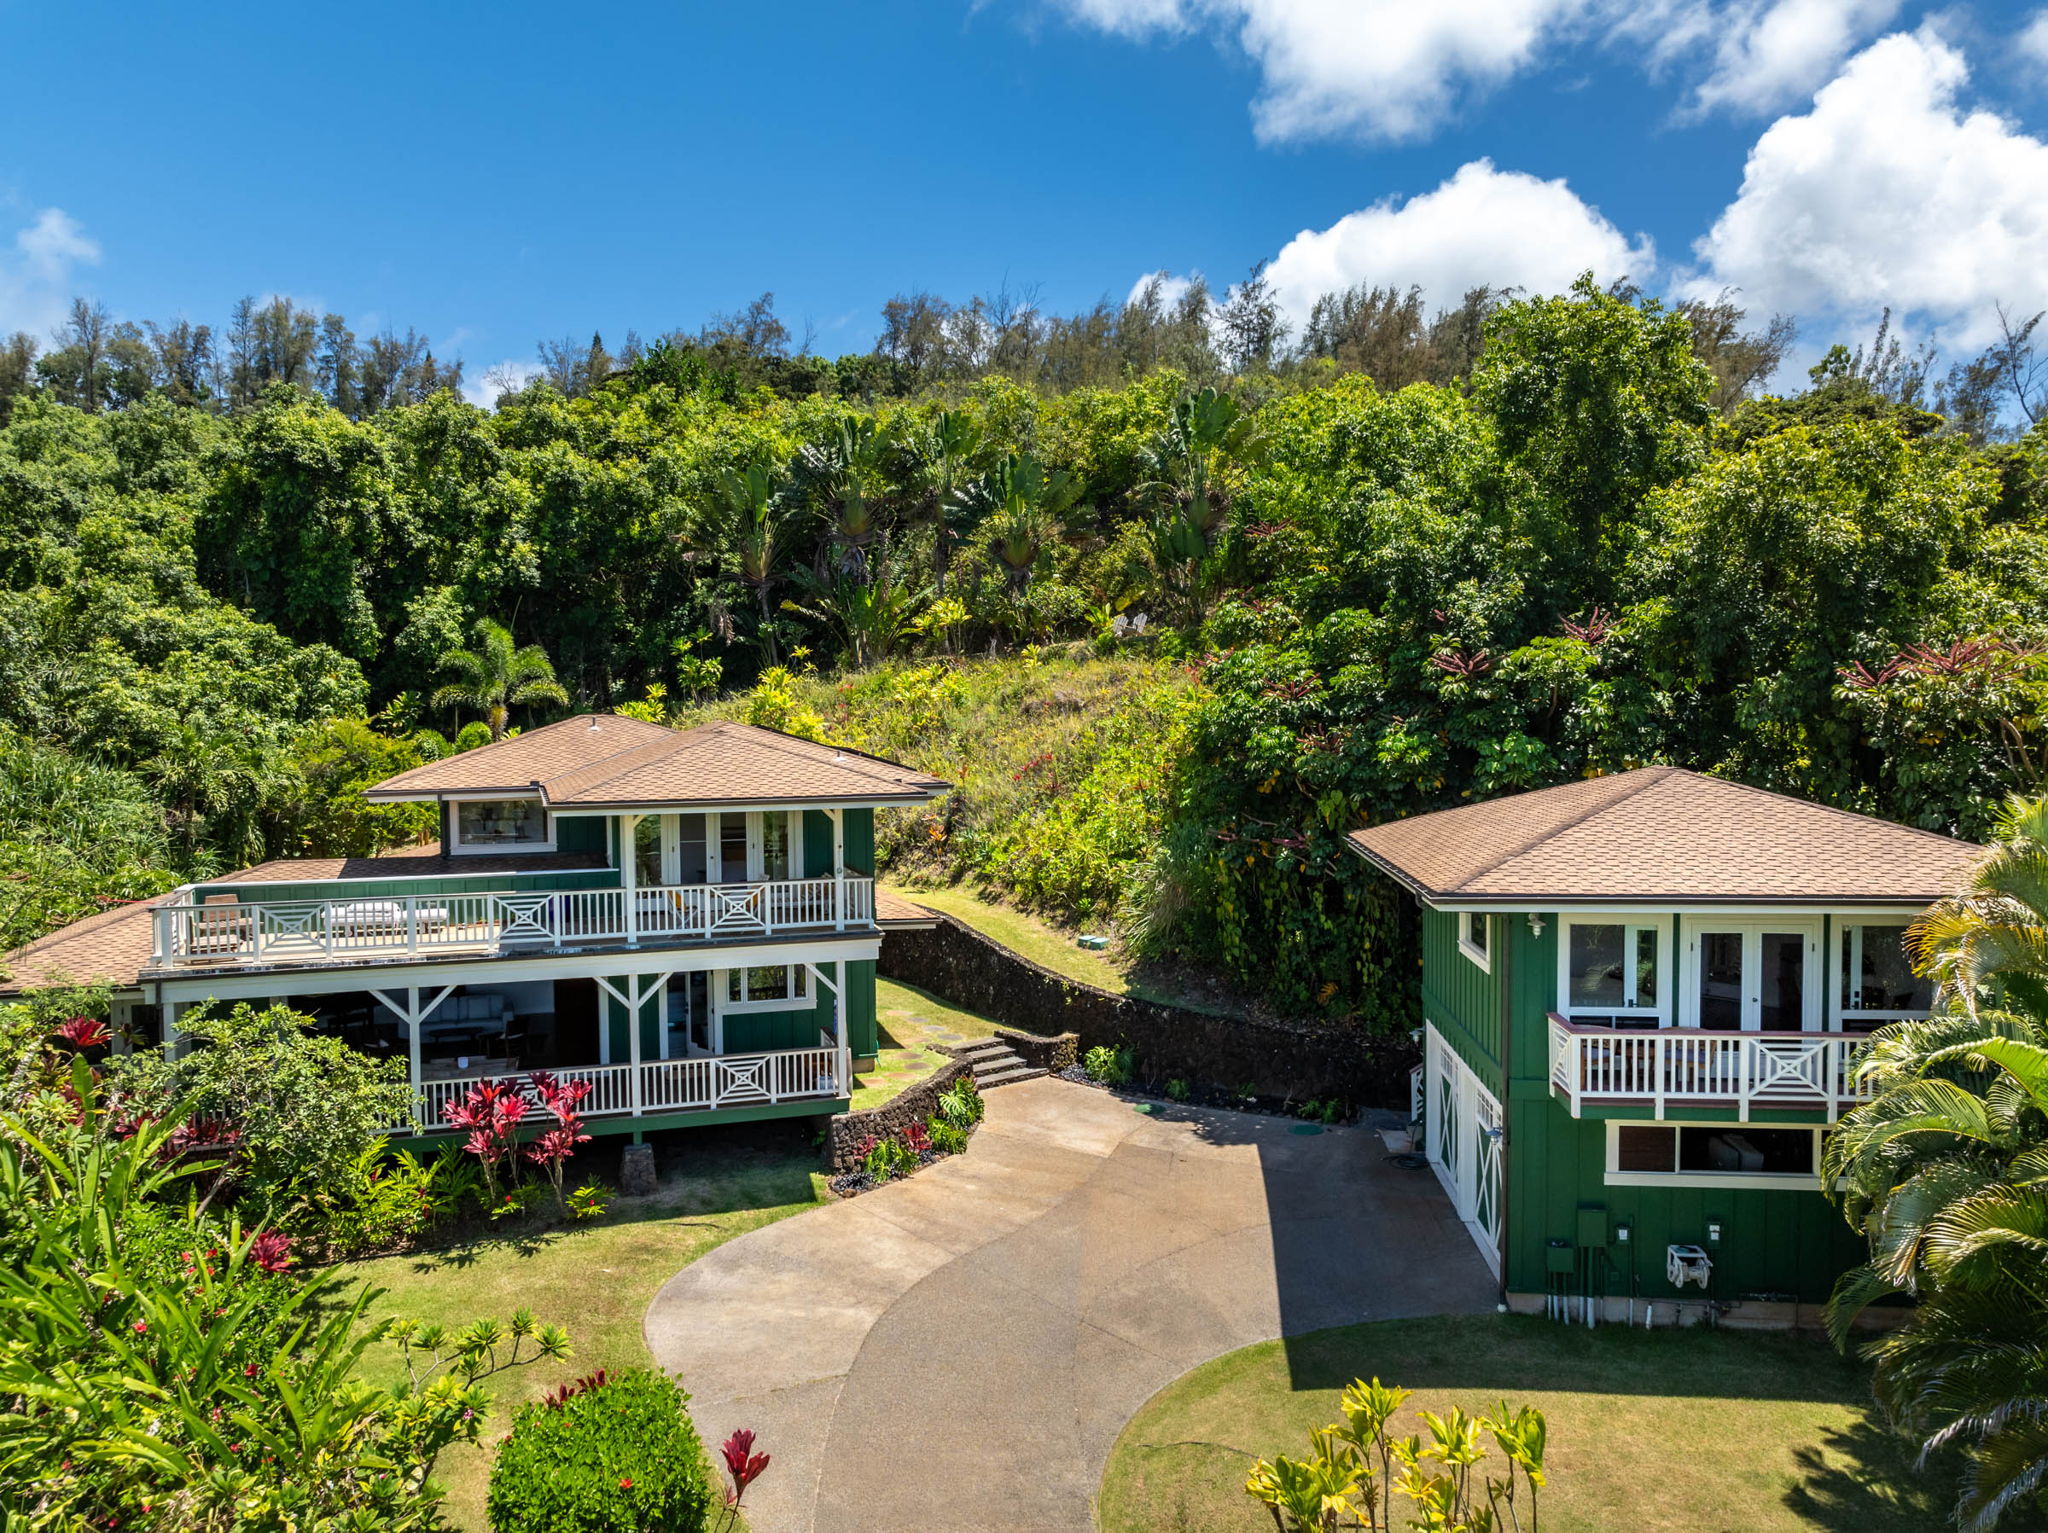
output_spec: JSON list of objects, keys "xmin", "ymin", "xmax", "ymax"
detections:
[
  {"xmin": 851, "ymin": 977, "xmax": 1003, "ymax": 1112},
  {"xmin": 886, "ymin": 881, "xmax": 1131, "ymax": 994},
  {"xmin": 343, "ymin": 1138, "xmax": 829, "ymax": 1531},
  {"xmin": 887, "ymin": 878, "xmax": 1244, "ymax": 1016},
  {"xmin": 1098, "ymin": 1314, "xmax": 1949, "ymax": 1533}
]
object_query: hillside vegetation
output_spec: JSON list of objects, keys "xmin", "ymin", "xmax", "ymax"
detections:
[{"xmin": 1, "ymin": 278, "xmax": 2045, "ymax": 1025}]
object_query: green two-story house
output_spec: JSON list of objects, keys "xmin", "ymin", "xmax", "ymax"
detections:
[
  {"xmin": 2, "ymin": 716, "xmax": 946, "ymax": 1140},
  {"xmin": 1349, "ymin": 766, "xmax": 1979, "ymax": 1323}
]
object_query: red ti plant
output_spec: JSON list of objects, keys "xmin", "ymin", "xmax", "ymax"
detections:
[
  {"xmin": 524, "ymin": 1071, "xmax": 592, "ymax": 1215},
  {"xmin": 53, "ymin": 1016, "xmax": 110, "ymax": 1052},
  {"xmin": 716, "ymin": 1428, "xmax": 771, "ymax": 1529},
  {"xmin": 246, "ymin": 1231, "xmax": 294, "ymax": 1274},
  {"xmin": 443, "ymin": 1080, "xmax": 531, "ymax": 1204}
]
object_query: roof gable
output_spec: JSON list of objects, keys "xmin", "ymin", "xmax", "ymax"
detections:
[
  {"xmin": 364, "ymin": 716, "xmax": 948, "ymax": 809},
  {"xmin": 1348, "ymin": 766, "xmax": 1979, "ymax": 905}
]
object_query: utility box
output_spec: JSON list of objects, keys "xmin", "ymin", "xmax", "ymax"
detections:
[
  {"xmin": 1545, "ymin": 1239, "xmax": 1576, "ymax": 1274},
  {"xmin": 1576, "ymin": 1206, "xmax": 1609, "ymax": 1249}
]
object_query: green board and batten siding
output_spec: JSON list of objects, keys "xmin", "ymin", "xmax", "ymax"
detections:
[
  {"xmin": 1419, "ymin": 909, "xmax": 1504, "ymax": 1095},
  {"xmin": 1422, "ymin": 910, "xmax": 1871, "ymax": 1306}
]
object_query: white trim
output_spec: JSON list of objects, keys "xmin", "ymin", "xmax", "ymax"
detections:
[
  {"xmin": 1602, "ymin": 1119, "xmax": 1824, "ymax": 1192},
  {"xmin": 1431, "ymin": 900, "xmax": 1927, "ymax": 918},
  {"xmin": 447, "ymin": 795, "xmax": 557, "ymax": 855},
  {"xmin": 1680, "ymin": 917, "xmax": 1823, "ymax": 1032},
  {"xmin": 1457, "ymin": 912, "xmax": 1492, "ymax": 973},
  {"xmin": 721, "ymin": 963, "xmax": 812, "ymax": 1013},
  {"xmin": 151, "ymin": 934, "xmax": 882, "ymax": 1005},
  {"xmin": 1554, "ymin": 912, "xmax": 1672, "ymax": 1025}
]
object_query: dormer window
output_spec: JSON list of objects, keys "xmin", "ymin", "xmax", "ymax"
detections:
[{"xmin": 452, "ymin": 798, "xmax": 552, "ymax": 851}]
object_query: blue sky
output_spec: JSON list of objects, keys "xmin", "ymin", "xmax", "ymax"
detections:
[{"xmin": 2, "ymin": 0, "xmax": 2045, "ymax": 394}]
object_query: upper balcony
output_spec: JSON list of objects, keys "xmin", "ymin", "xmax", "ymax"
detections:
[
  {"xmin": 147, "ymin": 876, "xmax": 876, "ymax": 974},
  {"xmin": 1547, "ymin": 1012, "xmax": 1872, "ymax": 1121}
]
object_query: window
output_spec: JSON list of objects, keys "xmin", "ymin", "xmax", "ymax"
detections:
[
  {"xmin": 1563, "ymin": 921, "xmax": 1663, "ymax": 1026},
  {"xmin": 724, "ymin": 964, "xmax": 810, "ymax": 1012},
  {"xmin": 1458, "ymin": 912, "xmax": 1490, "ymax": 971},
  {"xmin": 1607, "ymin": 1122, "xmax": 1819, "ymax": 1188},
  {"xmin": 761, "ymin": 813, "xmax": 793, "ymax": 881},
  {"xmin": 453, "ymin": 798, "xmax": 550, "ymax": 850},
  {"xmin": 1840, "ymin": 923, "xmax": 1932, "ymax": 1031}
]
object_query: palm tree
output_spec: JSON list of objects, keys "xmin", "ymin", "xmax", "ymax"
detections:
[
  {"xmin": 794, "ymin": 417, "xmax": 888, "ymax": 583},
  {"xmin": 1137, "ymin": 386, "xmax": 1262, "ymax": 621},
  {"xmin": 892, "ymin": 409, "xmax": 983, "ymax": 596},
  {"xmin": 705, "ymin": 464, "xmax": 790, "ymax": 664},
  {"xmin": 966, "ymin": 453, "xmax": 1079, "ymax": 596},
  {"xmin": 1824, "ymin": 793, "xmax": 2048, "ymax": 1529},
  {"xmin": 431, "ymin": 620, "xmax": 569, "ymax": 741}
]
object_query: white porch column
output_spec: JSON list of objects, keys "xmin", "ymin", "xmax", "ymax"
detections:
[
  {"xmin": 622, "ymin": 813, "xmax": 642, "ymax": 947},
  {"xmin": 827, "ymin": 808, "xmax": 845, "ymax": 927},
  {"xmin": 163, "ymin": 1000, "xmax": 186, "ymax": 1059},
  {"xmin": 596, "ymin": 973, "xmax": 673, "ymax": 1117},
  {"xmin": 369, "ymin": 985, "xmax": 455, "ymax": 1127},
  {"xmin": 835, "ymin": 958, "xmax": 849, "ymax": 1089}
]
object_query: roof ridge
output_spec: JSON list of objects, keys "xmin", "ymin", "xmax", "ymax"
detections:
[
  {"xmin": 538, "ymin": 731, "xmax": 695, "ymax": 800},
  {"xmin": 726, "ymin": 722, "xmax": 939, "ymax": 787},
  {"xmin": 1441, "ymin": 766, "xmax": 1677, "ymax": 893},
  {"xmin": 1676, "ymin": 769, "xmax": 1981, "ymax": 852}
]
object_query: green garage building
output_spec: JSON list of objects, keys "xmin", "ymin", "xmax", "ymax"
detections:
[{"xmin": 1349, "ymin": 767, "xmax": 1979, "ymax": 1323}]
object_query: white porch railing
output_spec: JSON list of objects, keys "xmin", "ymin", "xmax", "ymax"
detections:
[
  {"xmin": 410, "ymin": 1045, "xmax": 849, "ymax": 1130},
  {"xmin": 1546, "ymin": 1012, "xmax": 1870, "ymax": 1120},
  {"xmin": 150, "ymin": 877, "xmax": 874, "ymax": 967}
]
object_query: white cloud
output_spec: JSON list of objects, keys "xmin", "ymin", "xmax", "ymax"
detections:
[
  {"xmin": 1690, "ymin": 29, "xmax": 2048, "ymax": 352},
  {"xmin": 0, "ymin": 207, "xmax": 101, "ymax": 338},
  {"xmin": 1683, "ymin": 0, "xmax": 1901, "ymax": 117},
  {"xmin": 463, "ymin": 359, "xmax": 543, "ymax": 409},
  {"xmin": 2018, "ymin": 8, "xmax": 2048, "ymax": 68},
  {"xmin": 1046, "ymin": 0, "xmax": 1900, "ymax": 140},
  {"xmin": 1124, "ymin": 269, "xmax": 1199, "ymax": 309},
  {"xmin": 1259, "ymin": 159, "xmax": 1653, "ymax": 326}
]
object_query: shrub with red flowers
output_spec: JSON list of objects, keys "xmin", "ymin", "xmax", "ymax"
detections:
[{"xmin": 488, "ymin": 1367, "xmax": 714, "ymax": 1533}]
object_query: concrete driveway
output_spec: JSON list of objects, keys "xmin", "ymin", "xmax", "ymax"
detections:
[{"xmin": 644, "ymin": 1075, "xmax": 1494, "ymax": 1532}]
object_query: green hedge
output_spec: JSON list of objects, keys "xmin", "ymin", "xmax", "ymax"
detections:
[{"xmin": 487, "ymin": 1368, "xmax": 712, "ymax": 1533}]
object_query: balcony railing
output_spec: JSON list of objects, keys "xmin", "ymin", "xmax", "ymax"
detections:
[
  {"xmin": 406, "ymin": 1044, "xmax": 849, "ymax": 1131},
  {"xmin": 1547, "ymin": 1012, "xmax": 1870, "ymax": 1120},
  {"xmin": 150, "ymin": 877, "xmax": 875, "ymax": 968}
]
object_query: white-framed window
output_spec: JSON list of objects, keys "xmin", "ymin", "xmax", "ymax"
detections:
[
  {"xmin": 1457, "ymin": 911, "xmax": 1491, "ymax": 972},
  {"xmin": 1558, "ymin": 917, "xmax": 1666, "ymax": 1028},
  {"xmin": 450, "ymin": 797, "xmax": 554, "ymax": 853},
  {"xmin": 723, "ymin": 964, "xmax": 811, "ymax": 1013},
  {"xmin": 1839, "ymin": 922, "xmax": 1932, "ymax": 1032},
  {"xmin": 627, "ymin": 810, "xmax": 803, "ymax": 885},
  {"xmin": 1604, "ymin": 1120, "xmax": 1821, "ymax": 1191}
]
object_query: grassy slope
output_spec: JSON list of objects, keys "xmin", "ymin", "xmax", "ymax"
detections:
[
  {"xmin": 344, "ymin": 1145, "xmax": 828, "ymax": 1530},
  {"xmin": 1099, "ymin": 1315, "xmax": 1946, "ymax": 1533}
]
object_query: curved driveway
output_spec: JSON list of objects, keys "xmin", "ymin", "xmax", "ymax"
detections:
[{"xmin": 645, "ymin": 1076, "xmax": 1493, "ymax": 1531}]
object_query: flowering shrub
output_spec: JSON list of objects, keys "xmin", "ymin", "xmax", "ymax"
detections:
[
  {"xmin": 488, "ymin": 1367, "xmax": 713, "ymax": 1533},
  {"xmin": 567, "ymin": 1182, "xmax": 611, "ymax": 1221}
]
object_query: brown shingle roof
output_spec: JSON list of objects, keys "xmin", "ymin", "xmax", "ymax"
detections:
[
  {"xmin": 1, "ymin": 896, "xmax": 167, "ymax": 995},
  {"xmin": 1346, "ymin": 766, "xmax": 1980, "ymax": 905},
  {"xmin": 215, "ymin": 847, "xmax": 609, "ymax": 885},
  {"xmin": 874, "ymin": 888, "xmax": 938, "ymax": 927},
  {"xmin": 364, "ymin": 716, "xmax": 948, "ymax": 809}
]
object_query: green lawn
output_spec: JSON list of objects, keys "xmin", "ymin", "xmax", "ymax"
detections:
[
  {"xmin": 1099, "ymin": 1315, "xmax": 1948, "ymax": 1533},
  {"xmin": 343, "ymin": 1141, "xmax": 828, "ymax": 1530},
  {"xmin": 852, "ymin": 977, "xmax": 1003, "ymax": 1112}
]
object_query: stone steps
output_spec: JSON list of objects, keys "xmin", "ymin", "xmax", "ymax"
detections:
[{"xmin": 955, "ymin": 1037, "xmax": 1045, "ymax": 1090}]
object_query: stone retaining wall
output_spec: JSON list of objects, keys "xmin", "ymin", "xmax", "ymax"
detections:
[
  {"xmin": 827, "ymin": 1054, "xmax": 973, "ymax": 1172},
  {"xmin": 996, "ymin": 1027, "xmax": 1078, "ymax": 1073},
  {"xmin": 881, "ymin": 912, "xmax": 1416, "ymax": 1107}
]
